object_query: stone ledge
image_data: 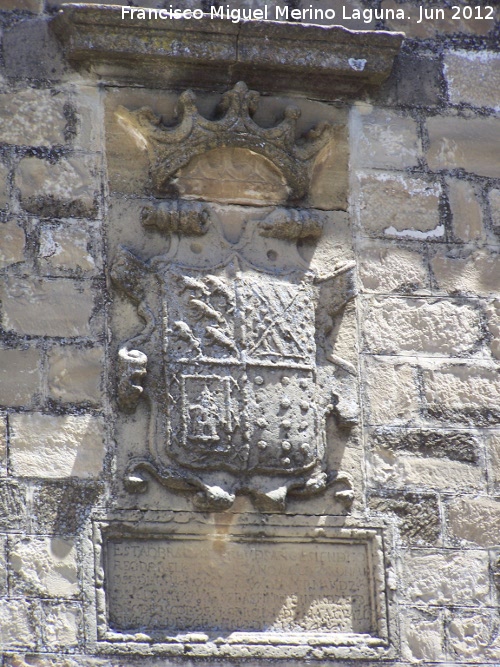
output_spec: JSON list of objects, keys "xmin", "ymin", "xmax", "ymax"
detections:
[{"xmin": 51, "ymin": 4, "xmax": 404, "ymax": 100}]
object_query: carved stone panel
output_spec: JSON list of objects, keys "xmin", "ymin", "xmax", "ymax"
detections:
[
  {"xmin": 108, "ymin": 83, "xmax": 359, "ymax": 513},
  {"xmin": 94, "ymin": 514, "xmax": 394, "ymax": 660}
]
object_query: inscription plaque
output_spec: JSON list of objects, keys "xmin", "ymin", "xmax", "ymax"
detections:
[
  {"xmin": 107, "ymin": 539, "xmax": 371, "ymax": 633},
  {"xmin": 95, "ymin": 517, "xmax": 392, "ymax": 659}
]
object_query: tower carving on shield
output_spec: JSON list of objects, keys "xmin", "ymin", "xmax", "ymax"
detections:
[{"xmin": 112, "ymin": 82, "xmax": 358, "ymax": 512}]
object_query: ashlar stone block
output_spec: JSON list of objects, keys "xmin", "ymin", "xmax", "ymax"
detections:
[
  {"xmin": 357, "ymin": 240, "xmax": 429, "ymax": 294},
  {"xmin": 0, "ymin": 348, "xmax": 41, "ymax": 407},
  {"xmin": 9, "ymin": 536, "xmax": 79, "ymax": 597},
  {"xmin": 0, "ymin": 89, "xmax": 67, "ymax": 146},
  {"xmin": 17, "ymin": 155, "xmax": 97, "ymax": 218},
  {"xmin": 0, "ymin": 220, "xmax": 25, "ymax": 269},
  {"xmin": 9, "ymin": 413, "xmax": 105, "ymax": 479},
  {"xmin": 446, "ymin": 177, "xmax": 484, "ymax": 243},
  {"xmin": 423, "ymin": 363, "xmax": 500, "ymax": 425},
  {"xmin": 48, "ymin": 346, "xmax": 103, "ymax": 404},
  {"xmin": 447, "ymin": 496, "xmax": 500, "ymax": 547},
  {"xmin": 403, "ymin": 550, "xmax": 490, "ymax": 606},
  {"xmin": 351, "ymin": 104, "xmax": 421, "ymax": 169},
  {"xmin": 427, "ymin": 116, "xmax": 500, "ymax": 179},
  {"xmin": 357, "ymin": 172, "xmax": 442, "ymax": 239},
  {"xmin": 363, "ymin": 297, "xmax": 481, "ymax": 356},
  {"xmin": 401, "ymin": 608, "xmax": 445, "ymax": 663},
  {"xmin": 39, "ymin": 221, "xmax": 100, "ymax": 273},
  {"xmin": 445, "ymin": 50, "xmax": 500, "ymax": 109},
  {"xmin": 41, "ymin": 601, "xmax": 82, "ymax": 650},
  {"xmin": 430, "ymin": 246, "xmax": 500, "ymax": 297},
  {"xmin": 0, "ymin": 600, "xmax": 35, "ymax": 649},
  {"xmin": 363, "ymin": 356, "xmax": 419, "ymax": 425},
  {"xmin": 0, "ymin": 276, "xmax": 94, "ymax": 337}
]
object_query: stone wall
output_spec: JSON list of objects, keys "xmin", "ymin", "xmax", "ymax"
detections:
[{"xmin": 0, "ymin": 0, "xmax": 499, "ymax": 664}]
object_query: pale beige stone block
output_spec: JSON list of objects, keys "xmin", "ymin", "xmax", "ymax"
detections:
[
  {"xmin": 0, "ymin": 276, "xmax": 94, "ymax": 337},
  {"xmin": 0, "ymin": 600, "xmax": 35, "ymax": 649},
  {"xmin": 9, "ymin": 537, "xmax": 79, "ymax": 597},
  {"xmin": 369, "ymin": 449, "xmax": 483, "ymax": 492},
  {"xmin": 401, "ymin": 608, "xmax": 444, "ymax": 663},
  {"xmin": 0, "ymin": 89, "xmax": 66, "ymax": 146},
  {"xmin": 423, "ymin": 364, "xmax": 500, "ymax": 423},
  {"xmin": 48, "ymin": 346, "xmax": 103, "ymax": 404},
  {"xmin": 351, "ymin": 105, "xmax": 421, "ymax": 169},
  {"xmin": 0, "ymin": 221, "xmax": 25, "ymax": 269},
  {"xmin": 363, "ymin": 356, "xmax": 418, "ymax": 425},
  {"xmin": 448, "ymin": 611, "xmax": 500, "ymax": 660},
  {"xmin": 39, "ymin": 222, "xmax": 99, "ymax": 272},
  {"xmin": 363, "ymin": 297, "xmax": 481, "ymax": 356},
  {"xmin": 16, "ymin": 155, "xmax": 97, "ymax": 217},
  {"xmin": 448, "ymin": 496, "xmax": 500, "ymax": 547},
  {"xmin": 431, "ymin": 247, "xmax": 500, "ymax": 296},
  {"xmin": 447, "ymin": 177, "xmax": 484, "ymax": 243},
  {"xmin": 445, "ymin": 50, "xmax": 500, "ymax": 109},
  {"xmin": 486, "ymin": 300, "xmax": 500, "ymax": 359},
  {"xmin": 403, "ymin": 550, "xmax": 490, "ymax": 606},
  {"xmin": 0, "ymin": 348, "xmax": 40, "ymax": 407},
  {"xmin": 490, "ymin": 188, "xmax": 500, "ymax": 228},
  {"xmin": 427, "ymin": 116, "xmax": 500, "ymax": 179},
  {"xmin": 0, "ymin": 162, "xmax": 9, "ymax": 208},
  {"xmin": 358, "ymin": 241, "xmax": 429, "ymax": 294},
  {"xmin": 42, "ymin": 601, "xmax": 81, "ymax": 649},
  {"xmin": 9, "ymin": 413, "xmax": 105, "ymax": 479},
  {"xmin": 357, "ymin": 172, "xmax": 442, "ymax": 238}
]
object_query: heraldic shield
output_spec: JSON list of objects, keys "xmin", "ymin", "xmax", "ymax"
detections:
[
  {"xmin": 165, "ymin": 260, "xmax": 319, "ymax": 477},
  {"xmin": 113, "ymin": 224, "xmax": 357, "ymax": 513}
]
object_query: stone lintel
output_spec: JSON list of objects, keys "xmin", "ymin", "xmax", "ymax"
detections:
[{"xmin": 51, "ymin": 4, "xmax": 404, "ymax": 100}]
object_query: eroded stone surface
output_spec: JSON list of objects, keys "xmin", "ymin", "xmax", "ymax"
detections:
[
  {"xmin": 0, "ymin": 348, "xmax": 40, "ymax": 407},
  {"xmin": 47, "ymin": 346, "xmax": 102, "ymax": 404},
  {"xmin": 368, "ymin": 492, "xmax": 440, "ymax": 545},
  {"xmin": 423, "ymin": 364, "xmax": 500, "ymax": 425},
  {"xmin": 430, "ymin": 247, "xmax": 500, "ymax": 296},
  {"xmin": 9, "ymin": 537, "xmax": 79, "ymax": 597},
  {"xmin": 0, "ymin": 277, "xmax": 94, "ymax": 337},
  {"xmin": 9, "ymin": 413, "xmax": 105, "ymax": 478},
  {"xmin": 41, "ymin": 601, "xmax": 82, "ymax": 650},
  {"xmin": 0, "ymin": 221, "xmax": 25, "ymax": 269},
  {"xmin": 0, "ymin": 89, "xmax": 67, "ymax": 146},
  {"xmin": 351, "ymin": 104, "xmax": 421, "ymax": 169},
  {"xmin": 357, "ymin": 172, "xmax": 442, "ymax": 238},
  {"xmin": 358, "ymin": 241, "xmax": 429, "ymax": 294},
  {"xmin": 447, "ymin": 496, "xmax": 500, "ymax": 547},
  {"xmin": 0, "ymin": 600, "xmax": 35, "ymax": 649},
  {"xmin": 447, "ymin": 177, "xmax": 484, "ymax": 243},
  {"xmin": 445, "ymin": 50, "xmax": 500, "ymax": 109},
  {"xmin": 486, "ymin": 300, "xmax": 500, "ymax": 359},
  {"xmin": 401, "ymin": 607, "xmax": 444, "ymax": 663},
  {"xmin": 427, "ymin": 116, "xmax": 500, "ymax": 179},
  {"xmin": 39, "ymin": 222, "xmax": 100, "ymax": 273},
  {"xmin": 403, "ymin": 550, "xmax": 490, "ymax": 606},
  {"xmin": 17, "ymin": 155, "xmax": 97, "ymax": 218},
  {"xmin": 363, "ymin": 297, "xmax": 481, "ymax": 356},
  {"xmin": 363, "ymin": 357, "xmax": 418, "ymax": 425}
]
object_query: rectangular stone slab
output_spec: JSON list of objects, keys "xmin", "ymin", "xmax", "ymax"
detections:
[
  {"xmin": 94, "ymin": 517, "xmax": 392, "ymax": 659},
  {"xmin": 106, "ymin": 538, "xmax": 372, "ymax": 633}
]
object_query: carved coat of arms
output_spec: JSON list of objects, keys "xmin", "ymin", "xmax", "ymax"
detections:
[{"xmin": 112, "ymin": 83, "xmax": 358, "ymax": 511}]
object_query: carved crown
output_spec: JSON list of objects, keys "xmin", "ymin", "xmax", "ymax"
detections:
[{"xmin": 115, "ymin": 82, "xmax": 333, "ymax": 202}]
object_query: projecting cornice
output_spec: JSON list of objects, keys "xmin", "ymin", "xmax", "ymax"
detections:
[{"xmin": 51, "ymin": 4, "xmax": 404, "ymax": 101}]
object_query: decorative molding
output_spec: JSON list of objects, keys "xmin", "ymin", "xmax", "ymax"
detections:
[
  {"xmin": 116, "ymin": 82, "xmax": 332, "ymax": 201},
  {"xmin": 52, "ymin": 4, "xmax": 404, "ymax": 101}
]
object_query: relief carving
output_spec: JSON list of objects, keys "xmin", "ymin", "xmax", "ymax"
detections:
[{"xmin": 112, "ymin": 83, "xmax": 357, "ymax": 512}]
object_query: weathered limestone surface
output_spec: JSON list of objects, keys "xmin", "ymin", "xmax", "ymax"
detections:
[
  {"xmin": 0, "ymin": 348, "xmax": 41, "ymax": 407},
  {"xmin": 9, "ymin": 413, "xmax": 105, "ymax": 478},
  {"xmin": 444, "ymin": 50, "xmax": 500, "ymax": 109}
]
